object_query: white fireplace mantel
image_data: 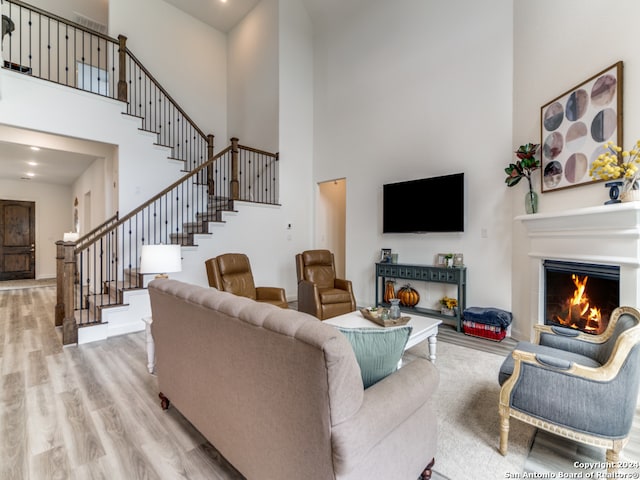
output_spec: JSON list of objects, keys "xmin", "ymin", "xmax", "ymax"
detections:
[
  {"xmin": 518, "ymin": 202, "xmax": 640, "ymax": 331},
  {"xmin": 518, "ymin": 202, "xmax": 640, "ymax": 267}
]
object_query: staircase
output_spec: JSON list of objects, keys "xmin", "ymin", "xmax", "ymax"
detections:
[
  {"xmin": 1, "ymin": 0, "xmax": 280, "ymax": 344},
  {"xmin": 170, "ymin": 196, "xmax": 233, "ymax": 246}
]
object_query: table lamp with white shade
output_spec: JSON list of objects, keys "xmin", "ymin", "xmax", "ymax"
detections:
[
  {"xmin": 140, "ymin": 243, "xmax": 182, "ymax": 375},
  {"xmin": 140, "ymin": 244, "xmax": 182, "ymax": 279}
]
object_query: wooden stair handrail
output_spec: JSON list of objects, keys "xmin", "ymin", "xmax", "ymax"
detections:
[
  {"xmin": 237, "ymin": 144, "xmax": 279, "ymax": 158},
  {"xmin": 75, "ymin": 146, "xmax": 231, "ymax": 252},
  {"xmin": 124, "ymin": 47, "xmax": 208, "ymax": 141},
  {"xmin": 75, "ymin": 211, "xmax": 119, "ymax": 249}
]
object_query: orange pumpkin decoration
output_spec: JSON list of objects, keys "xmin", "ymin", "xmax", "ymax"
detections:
[
  {"xmin": 384, "ymin": 280, "xmax": 396, "ymax": 303},
  {"xmin": 397, "ymin": 284, "xmax": 419, "ymax": 307}
]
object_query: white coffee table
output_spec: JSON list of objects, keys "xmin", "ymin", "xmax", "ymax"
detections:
[{"xmin": 324, "ymin": 311, "xmax": 442, "ymax": 362}]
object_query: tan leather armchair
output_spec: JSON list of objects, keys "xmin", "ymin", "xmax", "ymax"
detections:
[
  {"xmin": 295, "ymin": 249, "xmax": 356, "ymax": 320},
  {"xmin": 205, "ymin": 253, "xmax": 288, "ymax": 308}
]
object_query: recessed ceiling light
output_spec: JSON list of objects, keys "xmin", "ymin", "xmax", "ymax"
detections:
[
  {"xmin": 28, "ymin": 161, "xmax": 38, "ymax": 166},
  {"xmin": 220, "ymin": 0, "xmax": 227, "ymax": 3},
  {"xmin": 30, "ymin": 146, "xmax": 40, "ymax": 151},
  {"xmin": 26, "ymin": 172, "xmax": 35, "ymax": 177}
]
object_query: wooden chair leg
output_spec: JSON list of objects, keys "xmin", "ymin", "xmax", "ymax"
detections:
[
  {"xmin": 159, "ymin": 392, "xmax": 170, "ymax": 410},
  {"xmin": 606, "ymin": 447, "xmax": 620, "ymax": 473},
  {"xmin": 499, "ymin": 408, "xmax": 510, "ymax": 456},
  {"xmin": 419, "ymin": 458, "xmax": 435, "ymax": 480}
]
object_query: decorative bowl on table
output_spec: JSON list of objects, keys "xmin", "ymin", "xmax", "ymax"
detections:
[{"xmin": 360, "ymin": 308, "xmax": 410, "ymax": 327}]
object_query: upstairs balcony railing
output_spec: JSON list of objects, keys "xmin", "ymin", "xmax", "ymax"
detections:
[{"xmin": 2, "ymin": 0, "xmax": 210, "ymax": 171}]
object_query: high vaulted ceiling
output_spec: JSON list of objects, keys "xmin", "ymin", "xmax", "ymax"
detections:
[
  {"xmin": 162, "ymin": 0, "xmax": 368, "ymax": 32},
  {"xmin": 162, "ymin": 0, "xmax": 262, "ymax": 33}
]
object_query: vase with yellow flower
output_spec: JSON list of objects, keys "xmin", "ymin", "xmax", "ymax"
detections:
[
  {"xmin": 439, "ymin": 296, "xmax": 458, "ymax": 316},
  {"xmin": 589, "ymin": 140, "xmax": 640, "ymax": 204}
]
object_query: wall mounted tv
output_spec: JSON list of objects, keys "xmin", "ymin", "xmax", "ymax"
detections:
[{"xmin": 383, "ymin": 173, "xmax": 464, "ymax": 233}]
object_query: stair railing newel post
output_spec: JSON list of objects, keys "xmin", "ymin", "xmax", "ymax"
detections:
[
  {"xmin": 207, "ymin": 134, "xmax": 215, "ymax": 194},
  {"xmin": 231, "ymin": 137, "xmax": 240, "ymax": 200},
  {"xmin": 62, "ymin": 241, "xmax": 78, "ymax": 345},
  {"xmin": 117, "ymin": 35, "xmax": 128, "ymax": 102},
  {"xmin": 55, "ymin": 241, "xmax": 65, "ymax": 327}
]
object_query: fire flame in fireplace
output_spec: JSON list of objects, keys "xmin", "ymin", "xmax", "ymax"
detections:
[{"xmin": 554, "ymin": 274, "xmax": 603, "ymax": 334}]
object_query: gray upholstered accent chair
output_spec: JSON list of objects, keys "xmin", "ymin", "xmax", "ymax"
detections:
[{"xmin": 498, "ymin": 306, "xmax": 640, "ymax": 472}]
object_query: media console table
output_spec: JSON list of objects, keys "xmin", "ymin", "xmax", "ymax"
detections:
[{"xmin": 375, "ymin": 262, "xmax": 467, "ymax": 332}]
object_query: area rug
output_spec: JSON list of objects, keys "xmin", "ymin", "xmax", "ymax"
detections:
[{"xmin": 404, "ymin": 340, "xmax": 536, "ymax": 480}]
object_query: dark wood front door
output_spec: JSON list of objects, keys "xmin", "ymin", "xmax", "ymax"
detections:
[{"xmin": 0, "ymin": 200, "xmax": 35, "ymax": 280}]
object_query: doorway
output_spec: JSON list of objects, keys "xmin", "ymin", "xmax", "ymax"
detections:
[
  {"xmin": 316, "ymin": 179, "xmax": 346, "ymax": 278},
  {"xmin": 0, "ymin": 199, "xmax": 36, "ymax": 280}
]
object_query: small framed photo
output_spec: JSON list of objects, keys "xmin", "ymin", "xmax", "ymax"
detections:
[
  {"xmin": 436, "ymin": 253, "xmax": 455, "ymax": 268},
  {"xmin": 380, "ymin": 248, "xmax": 392, "ymax": 263},
  {"xmin": 453, "ymin": 253, "xmax": 464, "ymax": 267}
]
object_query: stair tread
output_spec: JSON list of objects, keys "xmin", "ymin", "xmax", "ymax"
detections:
[
  {"xmin": 139, "ymin": 127, "xmax": 160, "ymax": 135},
  {"xmin": 121, "ymin": 112, "xmax": 144, "ymax": 120},
  {"xmin": 74, "ymin": 308, "xmax": 101, "ymax": 325}
]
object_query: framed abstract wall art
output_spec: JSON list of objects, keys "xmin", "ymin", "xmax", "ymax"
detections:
[{"xmin": 540, "ymin": 61, "xmax": 623, "ymax": 193}]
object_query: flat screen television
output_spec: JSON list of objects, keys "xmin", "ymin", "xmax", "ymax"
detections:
[{"xmin": 383, "ymin": 173, "xmax": 464, "ymax": 233}]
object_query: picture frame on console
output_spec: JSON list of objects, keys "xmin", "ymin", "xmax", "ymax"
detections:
[
  {"xmin": 380, "ymin": 248, "xmax": 392, "ymax": 263},
  {"xmin": 435, "ymin": 254, "xmax": 447, "ymax": 267},
  {"xmin": 436, "ymin": 253, "xmax": 455, "ymax": 268},
  {"xmin": 540, "ymin": 61, "xmax": 623, "ymax": 193}
]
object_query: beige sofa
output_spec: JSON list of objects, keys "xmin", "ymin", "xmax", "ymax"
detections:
[{"xmin": 148, "ymin": 279, "xmax": 439, "ymax": 480}]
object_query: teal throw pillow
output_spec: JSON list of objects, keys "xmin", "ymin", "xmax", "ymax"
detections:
[{"xmin": 337, "ymin": 326, "xmax": 412, "ymax": 388}]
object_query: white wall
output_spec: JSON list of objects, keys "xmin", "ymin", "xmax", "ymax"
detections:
[
  {"xmin": 109, "ymin": 0, "xmax": 227, "ymax": 145},
  {"xmin": 172, "ymin": 202, "xmax": 302, "ymax": 298},
  {"xmin": 0, "ymin": 71, "xmax": 183, "ymax": 215},
  {"xmin": 22, "ymin": 0, "xmax": 108, "ymax": 28},
  {"xmin": 214, "ymin": 0, "xmax": 315, "ymax": 293},
  {"xmin": 0, "ymin": 179, "xmax": 71, "ymax": 279},
  {"xmin": 71, "ymin": 156, "xmax": 111, "ymax": 234},
  {"xmin": 511, "ymin": 0, "xmax": 640, "ymax": 340},
  {"xmin": 228, "ymin": 0, "xmax": 279, "ymax": 151},
  {"xmin": 278, "ymin": 0, "xmax": 315, "ymax": 273},
  {"xmin": 312, "ymin": 0, "xmax": 514, "ymax": 315}
]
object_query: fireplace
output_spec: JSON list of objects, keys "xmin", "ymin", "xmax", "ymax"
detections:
[
  {"xmin": 544, "ymin": 260, "xmax": 620, "ymax": 335},
  {"xmin": 516, "ymin": 203, "xmax": 640, "ymax": 342}
]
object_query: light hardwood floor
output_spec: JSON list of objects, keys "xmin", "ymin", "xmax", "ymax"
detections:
[
  {"xmin": 0, "ymin": 286, "xmax": 243, "ymax": 480},
  {"xmin": 4, "ymin": 286, "xmax": 640, "ymax": 479}
]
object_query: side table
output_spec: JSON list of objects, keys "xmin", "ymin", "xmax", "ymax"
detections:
[{"xmin": 142, "ymin": 316, "xmax": 155, "ymax": 374}]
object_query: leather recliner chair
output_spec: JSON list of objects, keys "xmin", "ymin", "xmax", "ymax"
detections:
[
  {"xmin": 295, "ymin": 249, "xmax": 356, "ymax": 320},
  {"xmin": 205, "ymin": 253, "xmax": 288, "ymax": 308}
]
